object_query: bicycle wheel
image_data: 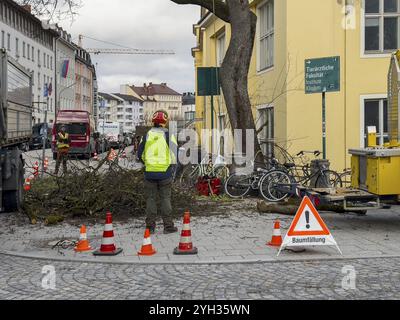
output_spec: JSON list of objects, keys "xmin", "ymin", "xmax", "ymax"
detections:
[
  {"xmin": 224, "ymin": 173, "xmax": 252, "ymax": 198},
  {"xmin": 179, "ymin": 165, "xmax": 199, "ymax": 188},
  {"xmin": 260, "ymin": 170, "xmax": 292, "ymax": 202},
  {"xmin": 315, "ymin": 170, "xmax": 342, "ymax": 188}
]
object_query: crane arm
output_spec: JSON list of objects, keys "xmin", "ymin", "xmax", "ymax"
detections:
[{"xmin": 85, "ymin": 48, "xmax": 175, "ymax": 55}]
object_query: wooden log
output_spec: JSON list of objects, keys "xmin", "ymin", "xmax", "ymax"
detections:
[{"xmin": 257, "ymin": 200, "xmax": 347, "ymax": 215}]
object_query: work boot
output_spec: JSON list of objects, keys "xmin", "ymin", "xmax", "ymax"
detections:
[{"xmin": 163, "ymin": 226, "xmax": 178, "ymax": 234}]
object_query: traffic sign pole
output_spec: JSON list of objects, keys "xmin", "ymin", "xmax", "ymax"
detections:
[
  {"xmin": 322, "ymin": 90, "xmax": 326, "ymax": 160},
  {"xmin": 305, "ymin": 56, "xmax": 340, "ymax": 161}
]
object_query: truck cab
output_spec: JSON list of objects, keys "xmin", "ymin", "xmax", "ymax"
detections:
[{"xmin": 0, "ymin": 49, "xmax": 33, "ymax": 212}]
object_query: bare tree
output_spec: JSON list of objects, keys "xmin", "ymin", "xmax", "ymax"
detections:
[
  {"xmin": 171, "ymin": 0, "xmax": 262, "ymax": 161},
  {"xmin": 16, "ymin": 0, "xmax": 82, "ymax": 21}
]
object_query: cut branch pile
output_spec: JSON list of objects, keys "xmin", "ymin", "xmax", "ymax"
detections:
[{"xmin": 22, "ymin": 157, "xmax": 198, "ymax": 224}]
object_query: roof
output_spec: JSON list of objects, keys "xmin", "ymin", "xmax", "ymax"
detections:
[
  {"xmin": 130, "ymin": 83, "xmax": 181, "ymax": 97},
  {"xmin": 4, "ymin": 0, "xmax": 58, "ymax": 37},
  {"xmin": 112, "ymin": 93, "xmax": 143, "ymax": 103},
  {"xmin": 98, "ymin": 92, "xmax": 120, "ymax": 101},
  {"xmin": 56, "ymin": 110, "xmax": 89, "ymax": 123}
]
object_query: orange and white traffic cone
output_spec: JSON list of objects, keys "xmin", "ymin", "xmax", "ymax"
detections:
[
  {"xmin": 33, "ymin": 162, "xmax": 39, "ymax": 177},
  {"xmin": 108, "ymin": 149, "xmax": 117, "ymax": 161},
  {"xmin": 93, "ymin": 152, "xmax": 99, "ymax": 161},
  {"xmin": 74, "ymin": 225, "xmax": 92, "ymax": 252},
  {"xmin": 173, "ymin": 211, "xmax": 198, "ymax": 255},
  {"xmin": 44, "ymin": 157, "xmax": 49, "ymax": 172},
  {"xmin": 93, "ymin": 212, "xmax": 123, "ymax": 256},
  {"xmin": 138, "ymin": 229, "xmax": 157, "ymax": 256},
  {"xmin": 23, "ymin": 177, "xmax": 31, "ymax": 191},
  {"xmin": 267, "ymin": 220, "xmax": 283, "ymax": 247}
]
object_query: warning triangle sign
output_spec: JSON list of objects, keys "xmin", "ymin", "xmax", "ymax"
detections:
[
  {"xmin": 287, "ymin": 196, "xmax": 330, "ymax": 236},
  {"xmin": 278, "ymin": 196, "xmax": 342, "ymax": 256}
]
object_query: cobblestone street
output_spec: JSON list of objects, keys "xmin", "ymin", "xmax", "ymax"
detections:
[{"xmin": 1, "ymin": 254, "xmax": 399, "ymax": 300}]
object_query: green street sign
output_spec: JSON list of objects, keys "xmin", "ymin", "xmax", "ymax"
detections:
[
  {"xmin": 197, "ymin": 67, "xmax": 221, "ymax": 96},
  {"xmin": 305, "ymin": 56, "xmax": 340, "ymax": 94}
]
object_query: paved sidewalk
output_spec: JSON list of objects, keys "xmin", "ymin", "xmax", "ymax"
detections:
[{"xmin": 1, "ymin": 202, "xmax": 400, "ymax": 264}]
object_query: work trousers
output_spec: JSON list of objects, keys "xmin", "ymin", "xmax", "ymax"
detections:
[
  {"xmin": 144, "ymin": 178, "xmax": 174, "ymax": 228},
  {"xmin": 55, "ymin": 148, "xmax": 69, "ymax": 175}
]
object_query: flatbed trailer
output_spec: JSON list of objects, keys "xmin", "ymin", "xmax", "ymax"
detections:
[{"xmin": 295, "ymin": 186, "xmax": 382, "ymax": 211}]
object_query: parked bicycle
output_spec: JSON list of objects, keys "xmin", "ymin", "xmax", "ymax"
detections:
[
  {"xmin": 177, "ymin": 153, "xmax": 230, "ymax": 188},
  {"xmin": 224, "ymin": 152, "xmax": 282, "ymax": 198},
  {"xmin": 259, "ymin": 150, "xmax": 343, "ymax": 202}
]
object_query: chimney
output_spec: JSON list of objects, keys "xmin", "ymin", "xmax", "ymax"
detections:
[{"xmin": 22, "ymin": 5, "xmax": 32, "ymax": 13}]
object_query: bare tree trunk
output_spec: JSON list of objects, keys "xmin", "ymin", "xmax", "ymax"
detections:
[
  {"xmin": 171, "ymin": 0, "xmax": 263, "ymax": 164},
  {"xmin": 221, "ymin": 0, "xmax": 261, "ymax": 161}
]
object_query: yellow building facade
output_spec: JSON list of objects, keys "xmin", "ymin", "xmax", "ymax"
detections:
[{"xmin": 192, "ymin": 0, "xmax": 397, "ymax": 171}]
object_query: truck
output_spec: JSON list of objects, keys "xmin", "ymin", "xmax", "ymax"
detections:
[
  {"xmin": 52, "ymin": 110, "xmax": 96, "ymax": 159},
  {"xmin": 98, "ymin": 121, "xmax": 123, "ymax": 149},
  {"xmin": 0, "ymin": 49, "xmax": 32, "ymax": 212}
]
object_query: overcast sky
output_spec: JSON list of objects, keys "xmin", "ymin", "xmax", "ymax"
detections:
[{"xmin": 59, "ymin": 0, "xmax": 199, "ymax": 94}]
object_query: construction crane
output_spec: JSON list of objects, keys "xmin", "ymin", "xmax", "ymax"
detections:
[{"xmin": 78, "ymin": 35, "xmax": 175, "ymax": 55}]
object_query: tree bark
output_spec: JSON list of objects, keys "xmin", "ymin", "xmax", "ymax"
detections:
[
  {"xmin": 220, "ymin": 1, "xmax": 261, "ymax": 162},
  {"xmin": 170, "ymin": 0, "xmax": 263, "ymax": 164}
]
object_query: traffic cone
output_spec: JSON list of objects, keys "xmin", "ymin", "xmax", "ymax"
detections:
[
  {"xmin": 138, "ymin": 229, "xmax": 156, "ymax": 256},
  {"xmin": 108, "ymin": 149, "xmax": 117, "ymax": 161},
  {"xmin": 93, "ymin": 152, "xmax": 99, "ymax": 161},
  {"xmin": 23, "ymin": 177, "xmax": 31, "ymax": 191},
  {"xmin": 93, "ymin": 212, "xmax": 123, "ymax": 256},
  {"xmin": 74, "ymin": 225, "xmax": 92, "ymax": 252},
  {"xmin": 44, "ymin": 157, "xmax": 49, "ymax": 172},
  {"xmin": 33, "ymin": 162, "xmax": 39, "ymax": 177},
  {"xmin": 173, "ymin": 211, "xmax": 198, "ymax": 255},
  {"xmin": 267, "ymin": 220, "xmax": 283, "ymax": 247}
]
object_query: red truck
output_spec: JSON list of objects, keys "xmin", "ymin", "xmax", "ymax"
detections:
[{"xmin": 52, "ymin": 110, "xmax": 97, "ymax": 159}]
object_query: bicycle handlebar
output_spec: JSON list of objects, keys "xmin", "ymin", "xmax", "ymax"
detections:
[{"xmin": 296, "ymin": 150, "xmax": 321, "ymax": 157}]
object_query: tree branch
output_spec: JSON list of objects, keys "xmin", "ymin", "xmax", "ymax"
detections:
[{"xmin": 169, "ymin": 0, "xmax": 230, "ymax": 23}]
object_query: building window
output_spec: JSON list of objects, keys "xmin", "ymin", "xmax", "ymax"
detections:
[
  {"xmin": 7, "ymin": 33, "xmax": 10, "ymax": 51},
  {"xmin": 22, "ymin": 42, "xmax": 25, "ymax": 58},
  {"xmin": 38, "ymin": 49, "xmax": 41, "ymax": 67},
  {"xmin": 363, "ymin": 98, "xmax": 389, "ymax": 146},
  {"xmin": 32, "ymin": 46, "xmax": 34, "ymax": 62},
  {"xmin": 257, "ymin": 106, "xmax": 274, "ymax": 160},
  {"xmin": 27, "ymin": 44, "xmax": 30, "ymax": 60},
  {"xmin": 15, "ymin": 38, "xmax": 19, "ymax": 57},
  {"xmin": 43, "ymin": 53, "xmax": 46, "ymax": 68},
  {"xmin": 364, "ymin": 0, "xmax": 400, "ymax": 53},
  {"xmin": 1, "ymin": 31, "xmax": 4, "ymax": 49},
  {"xmin": 258, "ymin": 0, "xmax": 274, "ymax": 71},
  {"xmin": 216, "ymin": 32, "xmax": 226, "ymax": 67}
]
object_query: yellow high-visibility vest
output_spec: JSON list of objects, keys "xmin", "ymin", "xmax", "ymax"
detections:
[
  {"xmin": 57, "ymin": 132, "xmax": 70, "ymax": 149},
  {"xmin": 142, "ymin": 128, "xmax": 176, "ymax": 173}
]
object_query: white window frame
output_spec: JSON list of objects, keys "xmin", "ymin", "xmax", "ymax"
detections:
[
  {"xmin": 256, "ymin": 104, "xmax": 274, "ymax": 158},
  {"xmin": 257, "ymin": 0, "xmax": 274, "ymax": 74},
  {"xmin": 216, "ymin": 32, "xmax": 226, "ymax": 67},
  {"xmin": 360, "ymin": 94, "xmax": 388, "ymax": 147},
  {"xmin": 361, "ymin": 0, "xmax": 400, "ymax": 58}
]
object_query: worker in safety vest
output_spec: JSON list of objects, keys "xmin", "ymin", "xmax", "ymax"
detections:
[
  {"xmin": 137, "ymin": 110, "xmax": 178, "ymax": 234},
  {"xmin": 54, "ymin": 125, "xmax": 70, "ymax": 175}
]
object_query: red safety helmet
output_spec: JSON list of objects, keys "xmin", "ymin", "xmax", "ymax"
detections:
[{"xmin": 152, "ymin": 110, "xmax": 168, "ymax": 126}]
